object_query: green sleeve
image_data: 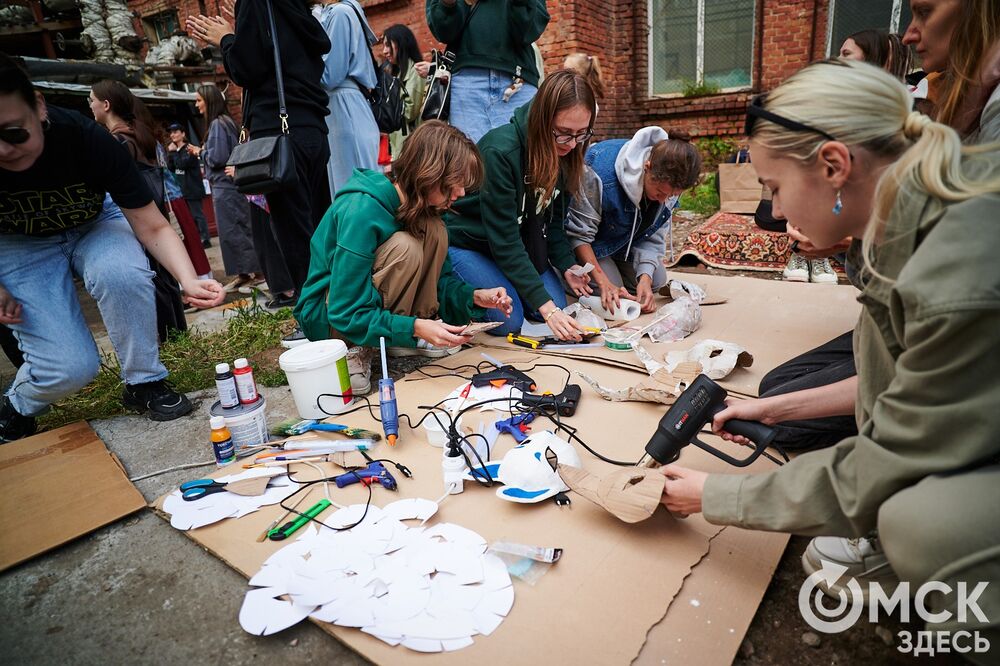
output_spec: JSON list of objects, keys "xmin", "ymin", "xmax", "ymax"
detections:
[
  {"xmin": 546, "ymin": 192, "xmax": 576, "ymax": 273},
  {"xmin": 436, "ymin": 252, "xmax": 484, "ymax": 324},
  {"xmin": 426, "ymin": 0, "xmax": 466, "ymax": 45},
  {"xmin": 479, "ymin": 146, "xmax": 552, "ymax": 310},
  {"xmin": 323, "ymin": 198, "xmax": 417, "ymax": 348},
  {"xmin": 403, "ymin": 65, "xmax": 426, "ymax": 125},
  {"xmin": 509, "ymin": 0, "xmax": 550, "ymax": 45},
  {"xmin": 703, "ymin": 307, "xmax": 1000, "ymax": 537}
]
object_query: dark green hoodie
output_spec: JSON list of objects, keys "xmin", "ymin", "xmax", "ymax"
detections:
[
  {"xmin": 294, "ymin": 169, "xmax": 480, "ymax": 347},
  {"xmin": 426, "ymin": 0, "xmax": 548, "ymax": 87},
  {"xmin": 445, "ymin": 102, "xmax": 577, "ymax": 310}
]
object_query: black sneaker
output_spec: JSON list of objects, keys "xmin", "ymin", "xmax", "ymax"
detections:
[
  {"xmin": 265, "ymin": 293, "xmax": 297, "ymax": 309},
  {"xmin": 1, "ymin": 395, "xmax": 37, "ymax": 443},
  {"xmin": 122, "ymin": 379, "xmax": 193, "ymax": 422},
  {"xmin": 280, "ymin": 327, "xmax": 309, "ymax": 349},
  {"xmin": 202, "ymin": 239, "xmax": 212, "ymax": 249}
]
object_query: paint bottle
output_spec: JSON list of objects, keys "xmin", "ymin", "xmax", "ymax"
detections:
[
  {"xmin": 233, "ymin": 357, "xmax": 259, "ymax": 404},
  {"xmin": 215, "ymin": 362, "xmax": 240, "ymax": 409},
  {"xmin": 210, "ymin": 415, "xmax": 236, "ymax": 466}
]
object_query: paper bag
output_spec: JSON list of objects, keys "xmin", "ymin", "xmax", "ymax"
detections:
[{"xmin": 718, "ymin": 155, "xmax": 762, "ymax": 214}]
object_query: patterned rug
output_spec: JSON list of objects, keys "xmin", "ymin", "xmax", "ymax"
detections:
[{"xmin": 665, "ymin": 212, "xmax": 843, "ymax": 273}]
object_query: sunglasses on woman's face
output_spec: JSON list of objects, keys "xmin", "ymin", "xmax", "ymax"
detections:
[
  {"xmin": 0, "ymin": 127, "xmax": 31, "ymax": 146},
  {"xmin": 744, "ymin": 94, "xmax": 837, "ymax": 141},
  {"xmin": 552, "ymin": 129, "xmax": 594, "ymax": 145}
]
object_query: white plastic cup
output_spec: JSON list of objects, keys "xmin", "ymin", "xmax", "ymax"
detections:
[
  {"xmin": 423, "ymin": 413, "xmax": 463, "ymax": 447},
  {"xmin": 279, "ymin": 339, "xmax": 352, "ymax": 420}
]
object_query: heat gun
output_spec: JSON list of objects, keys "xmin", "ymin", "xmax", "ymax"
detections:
[{"xmin": 638, "ymin": 374, "xmax": 778, "ymax": 468}]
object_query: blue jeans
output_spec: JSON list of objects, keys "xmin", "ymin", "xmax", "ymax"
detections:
[
  {"xmin": 449, "ymin": 68, "xmax": 539, "ymax": 144},
  {"xmin": 0, "ymin": 196, "xmax": 167, "ymax": 416},
  {"xmin": 448, "ymin": 246, "xmax": 566, "ymax": 336}
]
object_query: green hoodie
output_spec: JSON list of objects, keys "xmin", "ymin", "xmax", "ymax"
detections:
[
  {"xmin": 425, "ymin": 0, "xmax": 548, "ymax": 87},
  {"xmin": 294, "ymin": 169, "xmax": 480, "ymax": 347},
  {"xmin": 445, "ymin": 102, "xmax": 577, "ymax": 311}
]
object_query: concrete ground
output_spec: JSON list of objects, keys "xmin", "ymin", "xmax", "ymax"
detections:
[{"xmin": 2, "ymin": 221, "xmax": 910, "ymax": 665}]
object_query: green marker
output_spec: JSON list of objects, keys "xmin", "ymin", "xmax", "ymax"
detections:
[{"xmin": 268, "ymin": 499, "xmax": 331, "ymax": 541}]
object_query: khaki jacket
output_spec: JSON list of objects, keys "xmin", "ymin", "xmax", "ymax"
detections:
[{"xmin": 703, "ymin": 153, "xmax": 1000, "ymax": 537}]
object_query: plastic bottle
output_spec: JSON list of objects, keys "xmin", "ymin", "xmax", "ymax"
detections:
[
  {"xmin": 442, "ymin": 446, "xmax": 467, "ymax": 495},
  {"xmin": 210, "ymin": 415, "xmax": 236, "ymax": 466},
  {"xmin": 215, "ymin": 362, "xmax": 240, "ymax": 409},
  {"xmin": 233, "ymin": 357, "xmax": 259, "ymax": 404}
]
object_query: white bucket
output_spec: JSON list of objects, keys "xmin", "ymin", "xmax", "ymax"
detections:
[
  {"xmin": 279, "ymin": 339, "xmax": 353, "ymax": 419},
  {"xmin": 423, "ymin": 413, "xmax": 463, "ymax": 447},
  {"xmin": 210, "ymin": 396, "xmax": 268, "ymax": 452}
]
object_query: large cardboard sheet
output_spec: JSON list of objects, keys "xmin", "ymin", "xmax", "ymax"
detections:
[
  {"xmin": 0, "ymin": 421, "xmax": 146, "ymax": 571},
  {"xmin": 154, "ymin": 275, "xmax": 862, "ymax": 664}
]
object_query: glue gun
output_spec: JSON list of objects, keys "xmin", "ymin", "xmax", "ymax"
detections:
[
  {"xmin": 378, "ymin": 337, "xmax": 399, "ymax": 445},
  {"xmin": 495, "ymin": 413, "xmax": 536, "ymax": 442},
  {"xmin": 472, "ymin": 365, "xmax": 537, "ymax": 392},
  {"xmin": 520, "ymin": 384, "xmax": 582, "ymax": 417},
  {"xmin": 334, "ymin": 461, "xmax": 398, "ymax": 491},
  {"xmin": 638, "ymin": 374, "xmax": 777, "ymax": 468}
]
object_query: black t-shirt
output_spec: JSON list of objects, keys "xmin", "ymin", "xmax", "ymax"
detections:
[{"xmin": 0, "ymin": 106, "xmax": 153, "ymax": 236}]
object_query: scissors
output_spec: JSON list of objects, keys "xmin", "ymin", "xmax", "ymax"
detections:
[{"xmin": 180, "ymin": 478, "xmax": 229, "ymax": 501}]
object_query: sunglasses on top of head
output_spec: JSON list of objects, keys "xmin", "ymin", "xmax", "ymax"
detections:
[
  {"xmin": 744, "ymin": 94, "xmax": 838, "ymax": 141},
  {"xmin": 0, "ymin": 126, "xmax": 31, "ymax": 145}
]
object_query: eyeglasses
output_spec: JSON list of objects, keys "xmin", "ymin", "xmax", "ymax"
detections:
[
  {"xmin": 744, "ymin": 94, "xmax": 837, "ymax": 141},
  {"xmin": 0, "ymin": 126, "xmax": 30, "ymax": 145},
  {"xmin": 552, "ymin": 129, "xmax": 593, "ymax": 145}
]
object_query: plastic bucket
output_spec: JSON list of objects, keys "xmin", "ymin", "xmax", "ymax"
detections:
[
  {"xmin": 279, "ymin": 339, "xmax": 353, "ymax": 419},
  {"xmin": 210, "ymin": 396, "xmax": 268, "ymax": 451},
  {"xmin": 423, "ymin": 413, "xmax": 464, "ymax": 447}
]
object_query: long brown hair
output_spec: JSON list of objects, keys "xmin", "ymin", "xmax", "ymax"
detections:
[
  {"xmin": 196, "ymin": 84, "xmax": 233, "ymax": 137},
  {"xmin": 846, "ymin": 30, "xmax": 912, "ymax": 80},
  {"xmin": 91, "ymin": 79, "xmax": 156, "ymax": 161},
  {"xmin": 526, "ymin": 69, "xmax": 596, "ymax": 202},
  {"xmin": 392, "ymin": 120, "xmax": 484, "ymax": 236},
  {"xmin": 934, "ymin": 0, "xmax": 1000, "ymax": 133},
  {"xmin": 648, "ymin": 131, "xmax": 702, "ymax": 189}
]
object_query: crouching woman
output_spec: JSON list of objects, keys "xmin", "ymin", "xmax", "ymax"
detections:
[{"xmin": 294, "ymin": 121, "xmax": 512, "ymax": 391}]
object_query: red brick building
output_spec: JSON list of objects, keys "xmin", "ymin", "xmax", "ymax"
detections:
[{"xmin": 118, "ymin": 0, "xmax": 914, "ymax": 140}]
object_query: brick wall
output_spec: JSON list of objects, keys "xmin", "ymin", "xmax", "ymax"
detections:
[{"xmin": 127, "ymin": 0, "xmax": 830, "ymax": 141}]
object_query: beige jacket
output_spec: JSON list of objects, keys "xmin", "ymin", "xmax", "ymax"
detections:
[{"xmin": 703, "ymin": 152, "xmax": 1000, "ymax": 537}]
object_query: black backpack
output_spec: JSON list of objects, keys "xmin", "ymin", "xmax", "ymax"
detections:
[{"xmin": 346, "ymin": 4, "xmax": 406, "ymax": 134}]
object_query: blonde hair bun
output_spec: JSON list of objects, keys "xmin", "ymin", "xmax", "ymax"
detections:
[{"xmin": 903, "ymin": 110, "xmax": 933, "ymax": 140}]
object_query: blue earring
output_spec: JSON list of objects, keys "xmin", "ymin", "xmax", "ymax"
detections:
[{"xmin": 832, "ymin": 191, "xmax": 843, "ymax": 215}]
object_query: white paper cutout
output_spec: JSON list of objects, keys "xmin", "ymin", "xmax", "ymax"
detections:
[
  {"xmin": 240, "ymin": 504, "xmax": 515, "ymax": 652},
  {"xmin": 163, "ymin": 473, "xmax": 300, "ymax": 531}
]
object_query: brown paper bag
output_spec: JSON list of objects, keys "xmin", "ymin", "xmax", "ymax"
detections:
[{"xmin": 718, "ymin": 154, "xmax": 763, "ymax": 214}]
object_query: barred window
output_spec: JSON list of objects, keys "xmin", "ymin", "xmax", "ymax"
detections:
[
  {"xmin": 826, "ymin": 0, "xmax": 912, "ymax": 56},
  {"xmin": 649, "ymin": 0, "xmax": 756, "ymax": 96}
]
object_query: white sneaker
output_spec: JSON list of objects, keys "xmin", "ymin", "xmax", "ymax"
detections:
[
  {"xmin": 783, "ymin": 253, "xmax": 809, "ymax": 282},
  {"xmin": 239, "ymin": 280, "xmax": 268, "ymax": 294},
  {"xmin": 347, "ymin": 346, "xmax": 373, "ymax": 394},
  {"xmin": 801, "ymin": 536, "xmax": 898, "ymax": 604},
  {"xmin": 809, "ymin": 258, "xmax": 838, "ymax": 284},
  {"xmin": 387, "ymin": 338, "xmax": 462, "ymax": 358}
]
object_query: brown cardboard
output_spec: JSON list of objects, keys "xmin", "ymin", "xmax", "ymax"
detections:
[
  {"xmin": 154, "ymin": 275, "xmax": 861, "ymax": 664},
  {"xmin": 0, "ymin": 421, "xmax": 147, "ymax": 571}
]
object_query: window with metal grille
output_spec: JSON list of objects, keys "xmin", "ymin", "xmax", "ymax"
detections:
[
  {"xmin": 825, "ymin": 0, "xmax": 912, "ymax": 57},
  {"xmin": 649, "ymin": 0, "xmax": 756, "ymax": 96},
  {"xmin": 143, "ymin": 10, "xmax": 180, "ymax": 46}
]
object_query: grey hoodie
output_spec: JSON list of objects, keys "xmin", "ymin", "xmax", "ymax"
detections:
[{"xmin": 565, "ymin": 126, "xmax": 679, "ymax": 279}]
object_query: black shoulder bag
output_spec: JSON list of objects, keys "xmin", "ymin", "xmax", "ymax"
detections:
[
  {"xmin": 345, "ymin": 3, "xmax": 406, "ymax": 134},
  {"xmin": 420, "ymin": 2, "xmax": 479, "ymax": 122},
  {"xmin": 227, "ymin": 0, "xmax": 297, "ymax": 194}
]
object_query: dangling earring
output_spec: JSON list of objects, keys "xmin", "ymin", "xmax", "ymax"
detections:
[{"xmin": 832, "ymin": 190, "xmax": 843, "ymax": 215}]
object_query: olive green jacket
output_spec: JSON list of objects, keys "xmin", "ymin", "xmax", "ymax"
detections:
[
  {"xmin": 703, "ymin": 153, "xmax": 1000, "ymax": 537},
  {"xmin": 389, "ymin": 62, "xmax": 426, "ymax": 158}
]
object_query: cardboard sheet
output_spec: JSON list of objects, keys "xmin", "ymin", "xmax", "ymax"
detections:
[
  {"xmin": 0, "ymin": 421, "xmax": 146, "ymax": 571},
  {"xmin": 154, "ymin": 275, "xmax": 862, "ymax": 664}
]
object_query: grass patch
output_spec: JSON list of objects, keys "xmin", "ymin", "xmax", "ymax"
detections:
[
  {"xmin": 38, "ymin": 299, "xmax": 296, "ymax": 431},
  {"xmin": 678, "ymin": 172, "xmax": 720, "ymax": 216}
]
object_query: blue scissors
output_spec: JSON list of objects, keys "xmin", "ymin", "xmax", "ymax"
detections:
[{"xmin": 180, "ymin": 478, "xmax": 229, "ymax": 501}]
